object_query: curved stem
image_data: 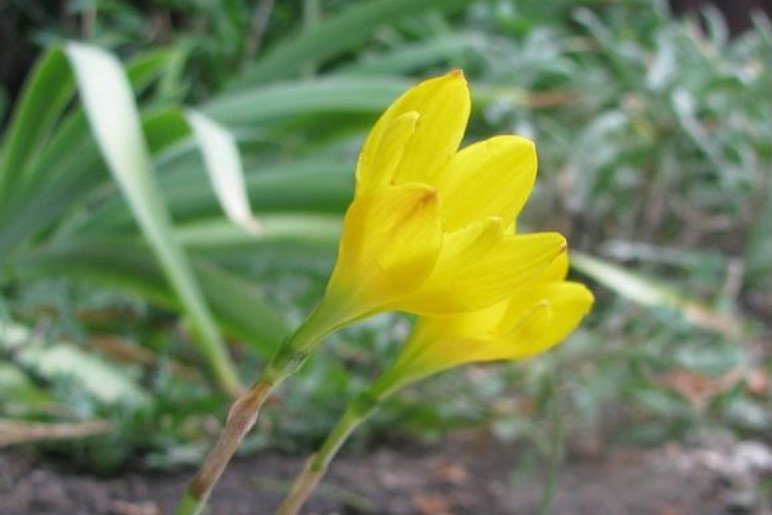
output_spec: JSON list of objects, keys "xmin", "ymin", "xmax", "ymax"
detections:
[
  {"xmin": 275, "ymin": 453, "xmax": 325, "ymax": 515},
  {"xmin": 176, "ymin": 378, "xmax": 275, "ymax": 515},
  {"xmin": 274, "ymin": 353, "xmax": 415, "ymax": 515},
  {"xmin": 175, "ymin": 304, "xmax": 341, "ymax": 515},
  {"xmin": 275, "ymin": 394, "xmax": 377, "ymax": 515}
]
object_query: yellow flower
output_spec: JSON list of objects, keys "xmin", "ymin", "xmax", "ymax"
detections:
[
  {"xmin": 372, "ymin": 253, "xmax": 595, "ymax": 393},
  {"xmin": 301, "ymin": 70, "xmax": 566, "ymax": 345}
]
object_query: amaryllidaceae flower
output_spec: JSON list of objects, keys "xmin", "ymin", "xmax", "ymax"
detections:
[
  {"xmin": 371, "ymin": 252, "xmax": 595, "ymax": 395},
  {"xmin": 178, "ymin": 70, "xmax": 577, "ymax": 515},
  {"xmin": 301, "ymin": 70, "xmax": 567, "ymax": 345}
]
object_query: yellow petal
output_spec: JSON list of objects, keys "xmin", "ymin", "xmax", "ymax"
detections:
[
  {"xmin": 396, "ymin": 230, "xmax": 567, "ymax": 314},
  {"xmin": 505, "ymin": 281, "xmax": 594, "ymax": 359},
  {"xmin": 325, "ymin": 183, "xmax": 443, "ymax": 321},
  {"xmin": 535, "ymin": 250, "xmax": 569, "ymax": 283},
  {"xmin": 435, "ymin": 216, "xmax": 505, "ymax": 267},
  {"xmin": 436, "ymin": 135, "xmax": 537, "ymax": 231},
  {"xmin": 356, "ymin": 71, "xmax": 470, "ymax": 191},
  {"xmin": 355, "ymin": 111, "xmax": 419, "ymax": 192},
  {"xmin": 376, "ymin": 281, "xmax": 593, "ymax": 391},
  {"xmin": 377, "ymin": 333, "xmax": 495, "ymax": 390},
  {"xmin": 405, "ymin": 301, "xmax": 554, "ymax": 377}
]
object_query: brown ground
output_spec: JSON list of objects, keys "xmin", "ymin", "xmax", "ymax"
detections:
[{"xmin": 1, "ymin": 433, "xmax": 770, "ymax": 515}]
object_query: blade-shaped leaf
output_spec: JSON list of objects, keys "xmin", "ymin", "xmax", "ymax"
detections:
[
  {"xmin": 79, "ymin": 159, "xmax": 353, "ymax": 233},
  {"xmin": 0, "ymin": 52, "xmax": 190, "ymax": 261},
  {"xmin": 65, "ymin": 43, "xmax": 242, "ymax": 395},
  {"xmin": 341, "ymin": 33, "xmax": 481, "ymax": 75},
  {"xmin": 205, "ymin": 76, "xmax": 410, "ymax": 126},
  {"xmin": 186, "ymin": 110, "xmax": 260, "ymax": 234},
  {"xmin": 174, "ymin": 215, "xmax": 340, "ymax": 249},
  {"xmin": 571, "ymin": 252, "xmax": 743, "ymax": 337},
  {"xmin": 14, "ymin": 238, "xmax": 291, "ymax": 357},
  {"xmin": 227, "ymin": 0, "xmax": 470, "ymax": 89},
  {"xmin": 0, "ymin": 48, "xmax": 73, "ymax": 203}
]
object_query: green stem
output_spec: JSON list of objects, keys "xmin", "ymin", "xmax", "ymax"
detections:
[
  {"xmin": 174, "ymin": 304, "xmax": 340, "ymax": 515},
  {"xmin": 175, "ymin": 376, "xmax": 277, "ymax": 515},
  {"xmin": 274, "ymin": 393, "xmax": 377, "ymax": 515},
  {"xmin": 273, "ymin": 355, "xmax": 416, "ymax": 515}
]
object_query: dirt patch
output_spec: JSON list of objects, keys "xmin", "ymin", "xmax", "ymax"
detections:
[{"xmin": 1, "ymin": 434, "xmax": 770, "ymax": 514}]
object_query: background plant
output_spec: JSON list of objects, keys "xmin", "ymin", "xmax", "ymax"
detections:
[{"xmin": 0, "ymin": 2, "xmax": 769, "ymax": 506}]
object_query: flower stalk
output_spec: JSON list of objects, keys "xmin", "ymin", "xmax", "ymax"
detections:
[
  {"xmin": 175, "ymin": 306, "xmax": 340, "ymax": 515},
  {"xmin": 176, "ymin": 378, "xmax": 274, "ymax": 515},
  {"xmin": 275, "ymin": 392, "xmax": 378, "ymax": 515}
]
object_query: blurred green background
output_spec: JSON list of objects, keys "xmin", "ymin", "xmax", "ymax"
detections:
[{"xmin": 0, "ymin": 0, "xmax": 770, "ymax": 506}]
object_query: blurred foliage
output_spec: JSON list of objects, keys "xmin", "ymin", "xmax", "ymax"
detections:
[{"xmin": 0, "ymin": 1, "xmax": 770, "ymax": 496}]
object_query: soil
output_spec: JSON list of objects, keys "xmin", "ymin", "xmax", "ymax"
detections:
[{"xmin": 1, "ymin": 433, "xmax": 770, "ymax": 515}]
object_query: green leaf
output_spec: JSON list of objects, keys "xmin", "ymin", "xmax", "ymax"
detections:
[
  {"xmin": 0, "ymin": 109, "xmax": 195, "ymax": 262},
  {"xmin": 0, "ymin": 48, "xmax": 73, "ymax": 203},
  {"xmin": 204, "ymin": 76, "xmax": 410, "ymax": 126},
  {"xmin": 228, "ymin": 0, "xmax": 470, "ymax": 89},
  {"xmin": 186, "ymin": 110, "xmax": 260, "ymax": 233},
  {"xmin": 14, "ymin": 238, "xmax": 290, "ymax": 357},
  {"xmin": 80, "ymin": 159, "xmax": 353, "ymax": 233},
  {"xmin": 571, "ymin": 252, "xmax": 682, "ymax": 308},
  {"xmin": 174, "ymin": 215, "xmax": 340, "ymax": 249},
  {"xmin": 192, "ymin": 259, "xmax": 289, "ymax": 355},
  {"xmin": 0, "ymin": 46, "xmax": 171, "ymax": 206},
  {"xmin": 571, "ymin": 252, "xmax": 743, "ymax": 337},
  {"xmin": 230, "ymin": 0, "xmax": 469, "ymax": 90},
  {"xmin": 0, "ymin": 52, "xmax": 193, "ymax": 261},
  {"xmin": 341, "ymin": 33, "xmax": 480, "ymax": 75},
  {"xmin": 127, "ymin": 47, "xmax": 184, "ymax": 95},
  {"xmin": 65, "ymin": 43, "xmax": 242, "ymax": 395}
]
